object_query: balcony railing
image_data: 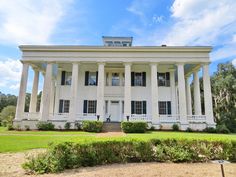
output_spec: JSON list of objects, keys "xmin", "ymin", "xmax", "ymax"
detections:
[{"xmin": 130, "ymin": 114, "xmax": 152, "ymax": 122}]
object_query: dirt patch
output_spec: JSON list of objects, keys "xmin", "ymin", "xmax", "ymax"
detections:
[{"xmin": 0, "ymin": 150, "xmax": 235, "ymax": 177}]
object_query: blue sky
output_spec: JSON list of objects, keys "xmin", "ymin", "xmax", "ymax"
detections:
[{"xmin": 0, "ymin": 0, "xmax": 236, "ymax": 95}]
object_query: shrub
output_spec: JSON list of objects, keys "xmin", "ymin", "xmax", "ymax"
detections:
[
  {"xmin": 74, "ymin": 122, "xmax": 81, "ymax": 130},
  {"xmin": 36, "ymin": 122, "xmax": 55, "ymax": 131},
  {"xmin": 7, "ymin": 124, "xmax": 14, "ymax": 130},
  {"xmin": 121, "ymin": 122, "xmax": 148, "ymax": 133},
  {"xmin": 82, "ymin": 121, "xmax": 103, "ymax": 132},
  {"xmin": 24, "ymin": 125, "xmax": 30, "ymax": 131},
  {"xmin": 15, "ymin": 124, "xmax": 21, "ymax": 131},
  {"xmin": 172, "ymin": 124, "xmax": 179, "ymax": 131},
  {"xmin": 216, "ymin": 124, "xmax": 230, "ymax": 134},
  {"xmin": 23, "ymin": 139, "xmax": 236, "ymax": 174},
  {"xmin": 203, "ymin": 127, "xmax": 217, "ymax": 133},
  {"xmin": 186, "ymin": 127, "xmax": 193, "ymax": 132},
  {"xmin": 64, "ymin": 122, "xmax": 71, "ymax": 130}
]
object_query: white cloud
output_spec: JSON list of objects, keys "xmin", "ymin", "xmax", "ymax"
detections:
[
  {"xmin": 0, "ymin": 59, "xmax": 22, "ymax": 90},
  {"xmin": 0, "ymin": 0, "xmax": 72, "ymax": 45},
  {"xmin": 232, "ymin": 59, "xmax": 236, "ymax": 67}
]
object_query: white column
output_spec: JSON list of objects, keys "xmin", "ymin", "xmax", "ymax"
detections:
[
  {"xmin": 40, "ymin": 63, "xmax": 53, "ymax": 121},
  {"xmin": 177, "ymin": 63, "xmax": 188, "ymax": 129},
  {"xmin": 49, "ymin": 78, "xmax": 55, "ymax": 114},
  {"xmin": 150, "ymin": 63, "xmax": 159, "ymax": 124},
  {"xmin": 39, "ymin": 73, "xmax": 45, "ymax": 113},
  {"xmin": 54, "ymin": 68, "xmax": 61, "ymax": 113},
  {"xmin": 170, "ymin": 69, "xmax": 176, "ymax": 115},
  {"xmin": 202, "ymin": 64, "xmax": 215, "ymax": 126},
  {"xmin": 29, "ymin": 68, "xmax": 39, "ymax": 113},
  {"xmin": 69, "ymin": 63, "xmax": 79, "ymax": 122},
  {"xmin": 193, "ymin": 70, "xmax": 202, "ymax": 115},
  {"xmin": 185, "ymin": 76, "xmax": 192, "ymax": 115},
  {"xmin": 124, "ymin": 63, "xmax": 131, "ymax": 119},
  {"xmin": 96, "ymin": 62, "xmax": 105, "ymax": 120},
  {"xmin": 15, "ymin": 63, "xmax": 29, "ymax": 120}
]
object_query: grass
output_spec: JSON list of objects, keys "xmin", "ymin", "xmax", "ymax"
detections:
[{"xmin": 0, "ymin": 126, "xmax": 235, "ymax": 153}]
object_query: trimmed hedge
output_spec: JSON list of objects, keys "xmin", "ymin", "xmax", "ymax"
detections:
[
  {"xmin": 22, "ymin": 139, "xmax": 236, "ymax": 174},
  {"xmin": 121, "ymin": 122, "xmax": 148, "ymax": 133},
  {"xmin": 82, "ymin": 121, "xmax": 103, "ymax": 132},
  {"xmin": 36, "ymin": 122, "xmax": 55, "ymax": 130}
]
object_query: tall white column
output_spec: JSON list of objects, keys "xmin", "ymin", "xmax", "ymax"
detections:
[
  {"xmin": 49, "ymin": 78, "xmax": 55, "ymax": 114},
  {"xmin": 177, "ymin": 63, "xmax": 188, "ymax": 129},
  {"xmin": 39, "ymin": 73, "xmax": 45, "ymax": 113},
  {"xmin": 40, "ymin": 63, "xmax": 53, "ymax": 121},
  {"xmin": 29, "ymin": 68, "xmax": 39, "ymax": 113},
  {"xmin": 193, "ymin": 70, "xmax": 202, "ymax": 115},
  {"xmin": 124, "ymin": 63, "xmax": 131, "ymax": 119},
  {"xmin": 202, "ymin": 64, "xmax": 215, "ymax": 126},
  {"xmin": 54, "ymin": 68, "xmax": 61, "ymax": 113},
  {"xmin": 15, "ymin": 63, "xmax": 29, "ymax": 120},
  {"xmin": 69, "ymin": 63, "xmax": 79, "ymax": 122},
  {"xmin": 170, "ymin": 69, "xmax": 176, "ymax": 115},
  {"xmin": 150, "ymin": 63, "xmax": 159, "ymax": 124},
  {"xmin": 185, "ymin": 76, "xmax": 192, "ymax": 115},
  {"xmin": 96, "ymin": 62, "xmax": 105, "ymax": 120}
]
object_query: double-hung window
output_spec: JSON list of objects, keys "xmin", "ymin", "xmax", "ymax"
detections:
[
  {"xmin": 61, "ymin": 71, "xmax": 72, "ymax": 85},
  {"xmin": 131, "ymin": 101, "xmax": 147, "ymax": 114},
  {"xmin": 159, "ymin": 101, "xmax": 171, "ymax": 115},
  {"xmin": 83, "ymin": 100, "xmax": 97, "ymax": 114},
  {"xmin": 85, "ymin": 71, "xmax": 98, "ymax": 86},
  {"xmin": 131, "ymin": 72, "xmax": 146, "ymax": 86},
  {"xmin": 112, "ymin": 73, "xmax": 120, "ymax": 86},
  {"xmin": 59, "ymin": 100, "xmax": 70, "ymax": 113},
  {"xmin": 158, "ymin": 72, "xmax": 170, "ymax": 86}
]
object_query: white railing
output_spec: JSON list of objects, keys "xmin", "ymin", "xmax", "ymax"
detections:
[
  {"xmin": 23, "ymin": 112, "xmax": 40, "ymax": 120},
  {"xmin": 159, "ymin": 115, "xmax": 180, "ymax": 123},
  {"xmin": 187, "ymin": 115, "xmax": 206, "ymax": 122},
  {"xmin": 129, "ymin": 114, "xmax": 152, "ymax": 122},
  {"xmin": 76, "ymin": 113, "xmax": 97, "ymax": 121},
  {"xmin": 49, "ymin": 113, "xmax": 69, "ymax": 120}
]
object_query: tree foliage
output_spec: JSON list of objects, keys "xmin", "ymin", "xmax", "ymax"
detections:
[
  {"xmin": 0, "ymin": 105, "xmax": 16, "ymax": 126},
  {"xmin": 0, "ymin": 92, "xmax": 17, "ymax": 112}
]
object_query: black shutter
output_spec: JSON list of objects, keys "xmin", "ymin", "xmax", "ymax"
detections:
[
  {"xmin": 85, "ymin": 71, "xmax": 89, "ymax": 86},
  {"xmin": 59, "ymin": 100, "xmax": 63, "ymax": 113},
  {"xmin": 131, "ymin": 72, "xmax": 135, "ymax": 86},
  {"xmin": 61, "ymin": 71, "xmax": 65, "ymax": 85},
  {"xmin": 143, "ymin": 101, "xmax": 147, "ymax": 114},
  {"xmin": 95, "ymin": 100, "xmax": 97, "ymax": 113},
  {"xmin": 131, "ymin": 101, "xmax": 135, "ymax": 114},
  {"xmin": 158, "ymin": 101, "xmax": 161, "ymax": 114},
  {"xmin": 142, "ymin": 72, "xmax": 146, "ymax": 86},
  {"xmin": 157, "ymin": 72, "xmax": 159, "ymax": 86},
  {"xmin": 167, "ymin": 101, "xmax": 171, "ymax": 115},
  {"xmin": 96, "ymin": 71, "xmax": 98, "ymax": 86},
  {"xmin": 83, "ymin": 100, "xmax": 87, "ymax": 113},
  {"xmin": 166, "ymin": 72, "xmax": 170, "ymax": 86}
]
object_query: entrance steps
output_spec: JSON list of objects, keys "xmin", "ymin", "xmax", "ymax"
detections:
[{"xmin": 102, "ymin": 122, "xmax": 121, "ymax": 132}]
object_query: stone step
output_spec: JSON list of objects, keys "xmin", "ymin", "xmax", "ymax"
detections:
[{"xmin": 102, "ymin": 122, "xmax": 121, "ymax": 132}]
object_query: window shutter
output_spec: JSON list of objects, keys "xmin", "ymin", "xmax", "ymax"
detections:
[
  {"xmin": 157, "ymin": 72, "xmax": 159, "ymax": 86},
  {"xmin": 59, "ymin": 100, "xmax": 63, "ymax": 113},
  {"xmin": 142, "ymin": 72, "xmax": 146, "ymax": 86},
  {"xmin": 83, "ymin": 100, "xmax": 87, "ymax": 113},
  {"xmin": 167, "ymin": 101, "xmax": 171, "ymax": 115},
  {"xmin": 131, "ymin": 101, "xmax": 135, "ymax": 114},
  {"xmin": 61, "ymin": 71, "xmax": 65, "ymax": 85},
  {"xmin": 131, "ymin": 72, "xmax": 135, "ymax": 86},
  {"xmin": 96, "ymin": 71, "xmax": 98, "ymax": 86},
  {"xmin": 85, "ymin": 71, "xmax": 89, "ymax": 86},
  {"xmin": 158, "ymin": 101, "xmax": 161, "ymax": 114},
  {"xmin": 95, "ymin": 100, "xmax": 97, "ymax": 113},
  {"xmin": 143, "ymin": 101, "xmax": 147, "ymax": 114},
  {"xmin": 166, "ymin": 72, "xmax": 170, "ymax": 80}
]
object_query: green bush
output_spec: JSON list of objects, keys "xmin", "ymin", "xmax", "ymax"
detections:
[
  {"xmin": 74, "ymin": 122, "xmax": 81, "ymax": 130},
  {"xmin": 216, "ymin": 124, "xmax": 230, "ymax": 134},
  {"xmin": 172, "ymin": 124, "xmax": 179, "ymax": 131},
  {"xmin": 82, "ymin": 121, "xmax": 103, "ymax": 132},
  {"xmin": 23, "ymin": 139, "xmax": 236, "ymax": 174},
  {"xmin": 36, "ymin": 122, "xmax": 55, "ymax": 131},
  {"xmin": 24, "ymin": 125, "xmax": 30, "ymax": 131},
  {"xmin": 64, "ymin": 122, "xmax": 71, "ymax": 130},
  {"xmin": 121, "ymin": 122, "xmax": 148, "ymax": 133},
  {"xmin": 7, "ymin": 124, "xmax": 14, "ymax": 130},
  {"xmin": 185, "ymin": 127, "xmax": 193, "ymax": 132},
  {"xmin": 203, "ymin": 127, "xmax": 217, "ymax": 133}
]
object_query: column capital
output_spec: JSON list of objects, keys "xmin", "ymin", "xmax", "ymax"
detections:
[
  {"xmin": 72, "ymin": 62, "xmax": 81, "ymax": 65},
  {"xmin": 97, "ymin": 62, "xmax": 106, "ymax": 66},
  {"xmin": 123, "ymin": 62, "xmax": 132, "ymax": 66},
  {"xmin": 176, "ymin": 62, "xmax": 185, "ymax": 66},
  {"xmin": 149, "ymin": 62, "xmax": 158, "ymax": 67}
]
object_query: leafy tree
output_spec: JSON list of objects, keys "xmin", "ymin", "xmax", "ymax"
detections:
[
  {"xmin": 0, "ymin": 92, "xmax": 17, "ymax": 112},
  {"xmin": 0, "ymin": 105, "xmax": 16, "ymax": 126},
  {"xmin": 211, "ymin": 62, "xmax": 236, "ymax": 132}
]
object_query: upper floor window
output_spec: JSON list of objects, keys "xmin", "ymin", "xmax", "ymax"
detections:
[
  {"xmin": 158, "ymin": 72, "xmax": 170, "ymax": 87},
  {"xmin": 112, "ymin": 73, "xmax": 120, "ymax": 86},
  {"xmin": 159, "ymin": 101, "xmax": 171, "ymax": 115},
  {"xmin": 83, "ymin": 100, "xmax": 97, "ymax": 114},
  {"xmin": 61, "ymin": 71, "xmax": 72, "ymax": 85},
  {"xmin": 85, "ymin": 71, "xmax": 98, "ymax": 86},
  {"xmin": 59, "ymin": 99, "xmax": 70, "ymax": 113},
  {"xmin": 131, "ymin": 101, "xmax": 147, "ymax": 114},
  {"xmin": 131, "ymin": 72, "xmax": 146, "ymax": 86}
]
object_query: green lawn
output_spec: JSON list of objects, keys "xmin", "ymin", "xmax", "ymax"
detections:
[{"xmin": 0, "ymin": 126, "xmax": 235, "ymax": 153}]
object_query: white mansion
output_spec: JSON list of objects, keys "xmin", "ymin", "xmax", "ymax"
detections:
[{"xmin": 14, "ymin": 37, "xmax": 215, "ymax": 130}]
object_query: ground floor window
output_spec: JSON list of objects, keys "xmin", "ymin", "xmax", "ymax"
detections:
[
  {"xmin": 131, "ymin": 101, "xmax": 146, "ymax": 114},
  {"xmin": 83, "ymin": 100, "xmax": 97, "ymax": 113},
  {"xmin": 159, "ymin": 101, "xmax": 171, "ymax": 115},
  {"xmin": 59, "ymin": 100, "xmax": 70, "ymax": 113}
]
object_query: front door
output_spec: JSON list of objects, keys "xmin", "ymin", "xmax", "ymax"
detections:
[{"xmin": 109, "ymin": 101, "xmax": 120, "ymax": 122}]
